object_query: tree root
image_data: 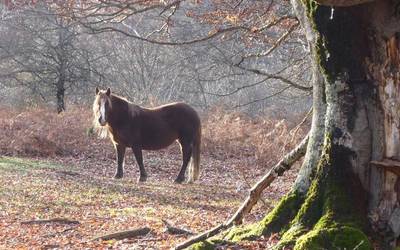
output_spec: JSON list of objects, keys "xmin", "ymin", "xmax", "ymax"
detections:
[
  {"xmin": 92, "ymin": 227, "xmax": 151, "ymax": 241},
  {"xmin": 273, "ymin": 141, "xmax": 372, "ymax": 249}
]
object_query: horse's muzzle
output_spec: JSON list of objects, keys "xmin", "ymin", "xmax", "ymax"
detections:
[{"xmin": 98, "ymin": 117, "xmax": 107, "ymax": 126}]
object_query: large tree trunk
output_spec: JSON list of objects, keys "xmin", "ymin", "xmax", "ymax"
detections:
[{"xmin": 188, "ymin": 0, "xmax": 400, "ymax": 249}]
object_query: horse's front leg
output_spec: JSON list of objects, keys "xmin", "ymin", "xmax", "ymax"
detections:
[
  {"xmin": 114, "ymin": 144, "xmax": 126, "ymax": 179},
  {"xmin": 132, "ymin": 147, "xmax": 147, "ymax": 182}
]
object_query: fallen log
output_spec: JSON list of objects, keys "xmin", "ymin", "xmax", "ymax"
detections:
[
  {"xmin": 21, "ymin": 218, "xmax": 80, "ymax": 225},
  {"xmin": 92, "ymin": 227, "xmax": 151, "ymax": 241}
]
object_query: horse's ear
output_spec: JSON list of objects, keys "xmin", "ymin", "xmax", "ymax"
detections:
[
  {"xmin": 95, "ymin": 87, "xmax": 99, "ymax": 95},
  {"xmin": 106, "ymin": 87, "xmax": 111, "ymax": 97}
]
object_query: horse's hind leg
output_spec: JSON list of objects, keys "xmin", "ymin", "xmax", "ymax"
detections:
[
  {"xmin": 114, "ymin": 144, "xmax": 126, "ymax": 179},
  {"xmin": 132, "ymin": 147, "xmax": 148, "ymax": 182},
  {"xmin": 175, "ymin": 141, "xmax": 192, "ymax": 184}
]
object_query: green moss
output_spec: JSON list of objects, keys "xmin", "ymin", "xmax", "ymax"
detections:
[
  {"xmin": 259, "ymin": 191, "xmax": 304, "ymax": 235},
  {"xmin": 276, "ymin": 172, "xmax": 327, "ymax": 248},
  {"xmin": 294, "ymin": 226, "xmax": 371, "ymax": 250},
  {"xmin": 188, "ymin": 241, "xmax": 215, "ymax": 250},
  {"xmin": 287, "ymin": 135, "xmax": 332, "ymax": 230},
  {"xmin": 225, "ymin": 191, "xmax": 303, "ymax": 242},
  {"xmin": 225, "ymin": 224, "xmax": 255, "ymax": 242},
  {"xmin": 187, "ymin": 239, "xmax": 228, "ymax": 250},
  {"xmin": 291, "ymin": 175, "xmax": 323, "ymax": 228},
  {"xmin": 322, "ymin": 178, "xmax": 364, "ymax": 229},
  {"xmin": 274, "ymin": 132, "xmax": 371, "ymax": 249},
  {"xmin": 275, "ymin": 223, "xmax": 308, "ymax": 249},
  {"xmin": 293, "ymin": 192, "xmax": 371, "ymax": 250}
]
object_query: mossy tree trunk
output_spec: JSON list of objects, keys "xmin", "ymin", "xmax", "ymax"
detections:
[{"xmin": 190, "ymin": 1, "xmax": 400, "ymax": 249}]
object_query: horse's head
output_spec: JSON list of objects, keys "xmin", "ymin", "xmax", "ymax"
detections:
[{"xmin": 93, "ymin": 87, "xmax": 112, "ymax": 126}]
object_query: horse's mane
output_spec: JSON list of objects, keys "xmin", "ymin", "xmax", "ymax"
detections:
[
  {"xmin": 92, "ymin": 94, "xmax": 108, "ymax": 138},
  {"xmin": 92, "ymin": 93, "xmax": 141, "ymax": 139}
]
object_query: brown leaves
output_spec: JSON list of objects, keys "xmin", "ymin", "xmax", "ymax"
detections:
[{"xmin": 0, "ymin": 105, "xmax": 308, "ymax": 248}]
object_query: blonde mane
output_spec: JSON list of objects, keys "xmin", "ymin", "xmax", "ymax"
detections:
[{"xmin": 92, "ymin": 94, "xmax": 109, "ymax": 139}]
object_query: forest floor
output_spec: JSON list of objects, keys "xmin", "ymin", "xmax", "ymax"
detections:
[{"xmin": 0, "ymin": 106, "xmax": 307, "ymax": 249}]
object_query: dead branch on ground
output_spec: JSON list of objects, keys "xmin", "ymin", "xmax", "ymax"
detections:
[
  {"xmin": 92, "ymin": 227, "xmax": 151, "ymax": 241},
  {"xmin": 21, "ymin": 218, "xmax": 80, "ymax": 225},
  {"xmin": 162, "ymin": 219, "xmax": 194, "ymax": 235}
]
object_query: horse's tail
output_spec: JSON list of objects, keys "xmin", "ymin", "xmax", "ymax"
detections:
[{"xmin": 189, "ymin": 125, "xmax": 201, "ymax": 182}]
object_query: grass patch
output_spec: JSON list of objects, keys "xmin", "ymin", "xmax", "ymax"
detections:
[{"xmin": 0, "ymin": 156, "xmax": 62, "ymax": 172}]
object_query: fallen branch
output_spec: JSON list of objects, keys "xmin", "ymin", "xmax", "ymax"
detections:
[
  {"xmin": 174, "ymin": 224, "xmax": 227, "ymax": 250},
  {"xmin": 162, "ymin": 219, "xmax": 194, "ymax": 235},
  {"xmin": 92, "ymin": 227, "xmax": 151, "ymax": 241},
  {"xmin": 236, "ymin": 165, "xmax": 269, "ymax": 207},
  {"xmin": 228, "ymin": 132, "xmax": 309, "ymax": 225},
  {"xmin": 174, "ymin": 133, "xmax": 309, "ymax": 250},
  {"xmin": 21, "ymin": 218, "xmax": 80, "ymax": 225}
]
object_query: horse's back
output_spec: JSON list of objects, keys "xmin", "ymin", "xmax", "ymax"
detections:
[
  {"xmin": 151, "ymin": 102, "xmax": 200, "ymax": 136},
  {"xmin": 136, "ymin": 102, "xmax": 199, "ymax": 149},
  {"xmin": 157, "ymin": 102, "xmax": 199, "ymax": 122},
  {"xmin": 160, "ymin": 102, "xmax": 200, "ymax": 124}
]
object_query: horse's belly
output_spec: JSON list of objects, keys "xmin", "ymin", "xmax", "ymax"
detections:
[{"xmin": 141, "ymin": 136, "xmax": 176, "ymax": 150}]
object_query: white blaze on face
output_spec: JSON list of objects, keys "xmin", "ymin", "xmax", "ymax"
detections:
[{"xmin": 99, "ymin": 98, "xmax": 106, "ymax": 125}]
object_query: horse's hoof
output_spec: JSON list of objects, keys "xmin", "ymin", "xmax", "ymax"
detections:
[
  {"xmin": 174, "ymin": 177, "xmax": 184, "ymax": 184},
  {"xmin": 114, "ymin": 173, "xmax": 123, "ymax": 179},
  {"xmin": 138, "ymin": 175, "xmax": 147, "ymax": 182}
]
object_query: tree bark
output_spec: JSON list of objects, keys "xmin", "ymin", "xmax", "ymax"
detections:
[
  {"xmin": 56, "ymin": 82, "xmax": 65, "ymax": 114},
  {"xmin": 185, "ymin": 0, "xmax": 400, "ymax": 249},
  {"xmin": 56, "ymin": 24, "xmax": 67, "ymax": 114}
]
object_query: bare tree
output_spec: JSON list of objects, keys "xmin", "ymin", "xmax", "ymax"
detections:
[
  {"xmin": 69, "ymin": 0, "xmax": 312, "ymax": 113},
  {"xmin": 0, "ymin": 3, "xmax": 103, "ymax": 112}
]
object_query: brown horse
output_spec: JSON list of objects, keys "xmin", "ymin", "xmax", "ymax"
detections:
[{"xmin": 92, "ymin": 87, "xmax": 201, "ymax": 183}]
